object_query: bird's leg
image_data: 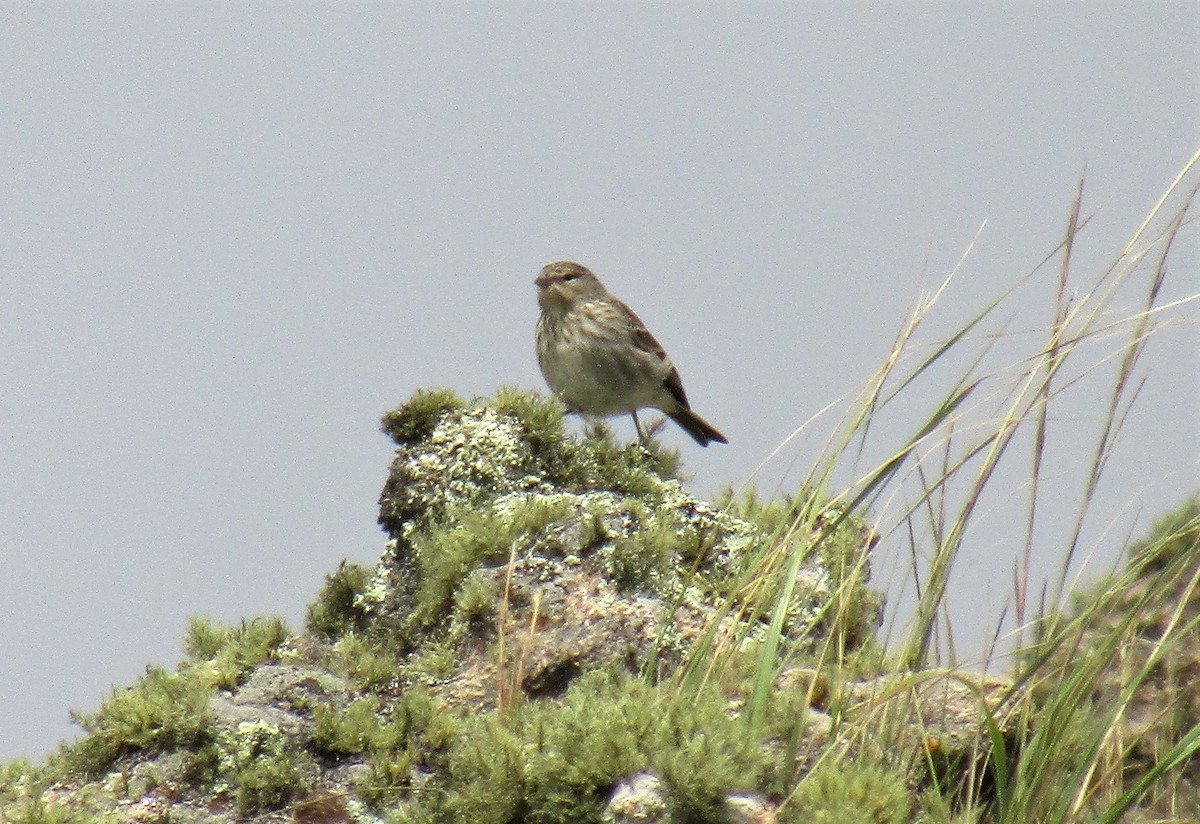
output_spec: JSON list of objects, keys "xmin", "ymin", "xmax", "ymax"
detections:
[{"xmin": 631, "ymin": 410, "xmax": 649, "ymax": 446}]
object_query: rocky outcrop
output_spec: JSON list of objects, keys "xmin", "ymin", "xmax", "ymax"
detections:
[{"xmin": 0, "ymin": 390, "xmax": 1023, "ymax": 824}]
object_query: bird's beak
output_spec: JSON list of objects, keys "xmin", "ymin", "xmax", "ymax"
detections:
[{"xmin": 534, "ymin": 273, "xmax": 551, "ymax": 288}]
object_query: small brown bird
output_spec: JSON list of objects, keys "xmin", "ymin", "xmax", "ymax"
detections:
[{"xmin": 534, "ymin": 260, "xmax": 727, "ymax": 447}]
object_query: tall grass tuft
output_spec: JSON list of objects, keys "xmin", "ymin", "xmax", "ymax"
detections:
[{"xmin": 676, "ymin": 150, "xmax": 1200, "ymax": 820}]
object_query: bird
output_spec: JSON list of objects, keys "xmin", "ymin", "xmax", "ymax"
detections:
[{"xmin": 534, "ymin": 260, "xmax": 727, "ymax": 447}]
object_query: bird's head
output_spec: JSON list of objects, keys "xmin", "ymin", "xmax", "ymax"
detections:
[{"xmin": 535, "ymin": 260, "xmax": 607, "ymax": 313}]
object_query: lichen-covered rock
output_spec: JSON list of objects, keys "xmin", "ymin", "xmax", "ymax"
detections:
[
  {"xmin": 208, "ymin": 664, "xmax": 351, "ymax": 741},
  {"xmin": 721, "ymin": 792, "xmax": 778, "ymax": 824},
  {"xmin": 603, "ymin": 772, "xmax": 670, "ymax": 823},
  {"xmin": 601, "ymin": 772, "xmax": 777, "ymax": 824},
  {"xmin": 0, "ymin": 389, "xmax": 900, "ymax": 824},
  {"xmin": 366, "ymin": 390, "xmax": 880, "ymax": 707}
]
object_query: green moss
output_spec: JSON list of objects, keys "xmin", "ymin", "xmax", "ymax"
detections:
[
  {"xmin": 784, "ymin": 763, "xmax": 914, "ymax": 824},
  {"xmin": 406, "ymin": 670, "xmax": 760, "ymax": 824},
  {"xmin": 332, "ymin": 632, "xmax": 405, "ymax": 691},
  {"xmin": 310, "ymin": 687, "xmax": 460, "ymax": 810},
  {"xmin": 651, "ymin": 693, "xmax": 761, "ymax": 821},
  {"xmin": 386, "ymin": 805, "xmax": 442, "ymax": 824},
  {"xmin": 1, "ymin": 795, "xmax": 88, "ymax": 824},
  {"xmin": 0, "ymin": 759, "xmax": 33, "ymax": 808},
  {"xmin": 52, "ymin": 667, "xmax": 214, "ymax": 779},
  {"xmin": 312, "ymin": 695, "xmax": 410, "ymax": 757},
  {"xmin": 0, "ymin": 761, "xmax": 65, "ymax": 824},
  {"xmin": 398, "ymin": 687, "xmax": 460, "ymax": 753},
  {"xmin": 815, "ymin": 513, "xmax": 882, "ymax": 652},
  {"xmin": 490, "ymin": 387, "xmax": 682, "ymax": 491},
  {"xmin": 307, "ymin": 561, "xmax": 374, "ymax": 640},
  {"xmin": 442, "ymin": 718, "xmax": 527, "ymax": 823},
  {"xmin": 401, "ymin": 638, "xmax": 458, "ymax": 682},
  {"xmin": 713, "ymin": 486, "xmax": 882, "ymax": 655},
  {"xmin": 605, "ymin": 518, "xmax": 679, "ymax": 594},
  {"xmin": 235, "ymin": 757, "xmax": 306, "ymax": 815},
  {"xmin": 362, "ymin": 747, "xmax": 417, "ymax": 809},
  {"xmin": 184, "ymin": 616, "xmax": 290, "ymax": 690},
  {"xmin": 313, "ymin": 697, "xmax": 385, "ymax": 756},
  {"xmin": 492, "ymin": 386, "xmax": 570, "ymax": 464},
  {"xmin": 411, "ymin": 496, "xmax": 573, "ymax": 629},
  {"xmin": 914, "ymin": 788, "xmax": 980, "ymax": 824},
  {"xmin": 715, "ymin": 485, "xmax": 804, "ymax": 535},
  {"xmin": 179, "ymin": 743, "xmax": 222, "ymax": 787},
  {"xmin": 569, "ymin": 428, "xmax": 680, "ymax": 496},
  {"xmin": 520, "ymin": 674, "xmax": 659, "ymax": 823},
  {"xmin": 215, "ymin": 720, "xmax": 312, "ymax": 814},
  {"xmin": 381, "ymin": 388, "xmax": 467, "ymax": 445},
  {"xmin": 362, "ymin": 688, "xmax": 460, "ymax": 810},
  {"xmin": 181, "ymin": 617, "xmax": 226, "ymax": 660},
  {"xmin": 450, "ymin": 573, "xmax": 498, "ymax": 635},
  {"xmin": 758, "ymin": 679, "xmax": 822, "ymax": 795}
]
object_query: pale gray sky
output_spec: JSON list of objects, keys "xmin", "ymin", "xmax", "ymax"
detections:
[{"xmin": 2, "ymin": 3, "xmax": 1196, "ymax": 759}]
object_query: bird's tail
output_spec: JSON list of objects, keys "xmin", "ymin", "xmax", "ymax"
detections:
[{"xmin": 668, "ymin": 409, "xmax": 728, "ymax": 447}]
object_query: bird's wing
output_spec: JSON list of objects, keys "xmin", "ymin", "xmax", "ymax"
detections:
[{"xmin": 620, "ymin": 301, "xmax": 692, "ymax": 410}]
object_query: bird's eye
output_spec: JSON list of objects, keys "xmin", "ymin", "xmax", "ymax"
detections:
[{"xmin": 560, "ymin": 271, "xmax": 580, "ymax": 281}]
